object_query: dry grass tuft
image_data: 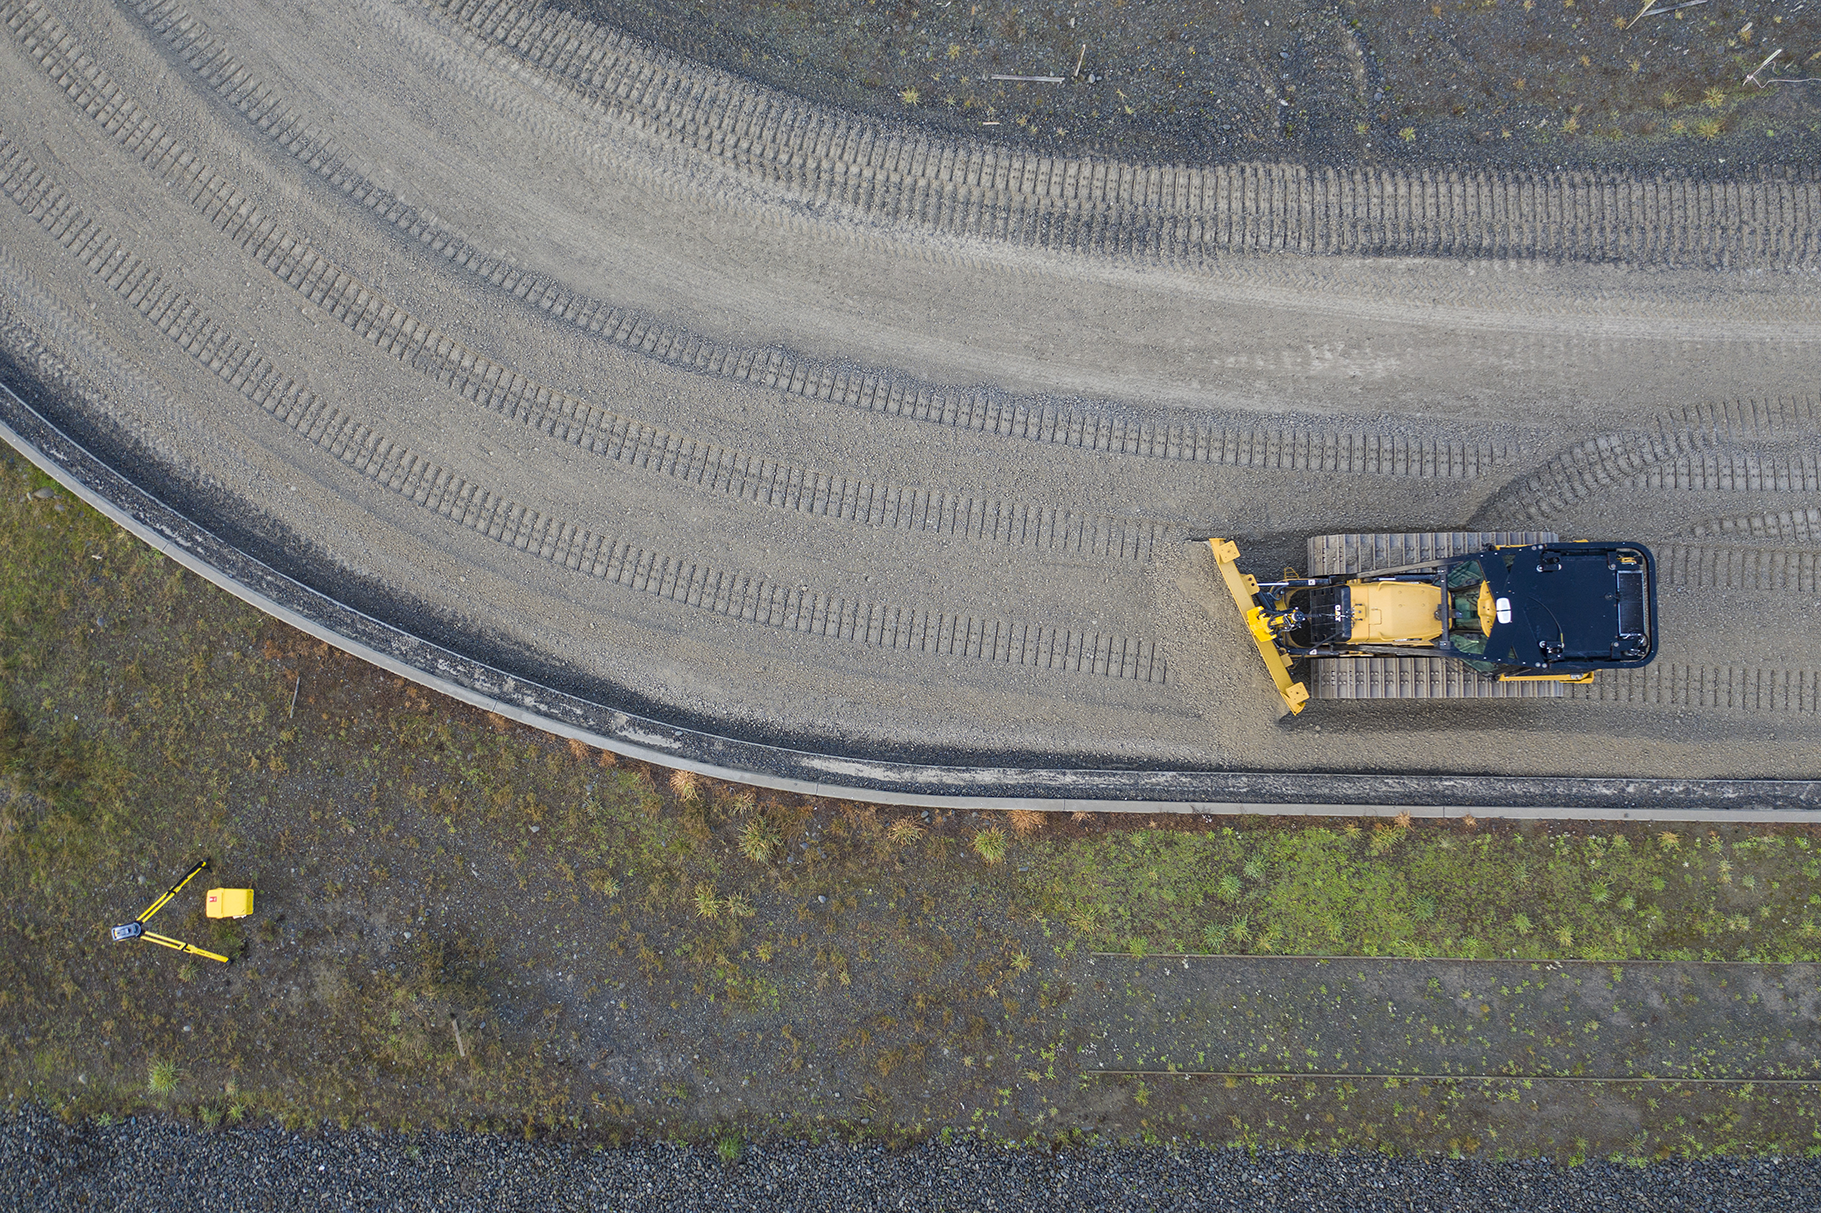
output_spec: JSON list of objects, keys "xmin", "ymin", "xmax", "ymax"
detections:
[
  {"xmin": 567, "ymin": 736, "xmax": 591, "ymax": 763},
  {"xmin": 1008, "ymin": 809, "xmax": 1045, "ymax": 836},
  {"xmin": 1070, "ymin": 810, "xmax": 1093, "ymax": 823},
  {"xmin": 669, "ymin": 769, "xmax": 702, "ymax": 803},
  {"xmin": 1461, "ymin": 814, "xmax": 1477, "ymax": 830},
  {"xmin": 885, "ymin": 817, "xmax": 924, "ymax": 845},
  {"xmin": 1394, "ymin": 809, "xmax": 1413, "ymax": 830}
]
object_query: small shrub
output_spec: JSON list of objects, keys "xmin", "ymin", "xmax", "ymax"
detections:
[
  {"xmin": 1007, "ymin": 809, "xmax": 1045, "ymax": 836},
  {"xmin": 147, "ymin": 1059, "xmax": 177, "ymax": 1096},
  {"xmin": 972, "ymin": 827, "xmax": 1007, "ymax": 866}
]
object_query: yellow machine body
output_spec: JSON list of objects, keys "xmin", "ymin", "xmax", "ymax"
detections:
[
  {"xmin": 206, "ymin": 888, "xmax": 254, "ymax": 918},
  {"xmin": 1208, "ymin": 539, "xmax": 1309, "ymax": 715},
  {"xmin": 1345, "ymin": 580, "xmax": 1444, "ymax": 644}
]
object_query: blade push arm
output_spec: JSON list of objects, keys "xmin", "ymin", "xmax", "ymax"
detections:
[{"xmin": 1208, "ymin": 539, "xmax": 1309, "ymax": 715}]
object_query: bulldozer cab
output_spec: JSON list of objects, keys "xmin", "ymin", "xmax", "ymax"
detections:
[{"xmin": 1434, "ymin": 545, "xmax": 1655, "ymax": 674}]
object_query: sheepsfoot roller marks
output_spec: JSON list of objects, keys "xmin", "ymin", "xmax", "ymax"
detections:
[{"xmin": 1209, "ymin": 533, "xmax": 1659, "ymax": 711}]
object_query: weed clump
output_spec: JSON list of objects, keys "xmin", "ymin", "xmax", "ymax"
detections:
[
  {"xmin": 738, "ymin": 818, "xmax": 781, "ymax": 862},
  {"xmin": 715, "ymin": 1129, "xmax": 744, "ymax": 1165},
  {"xmin": 1008, "ymin": 809, "xmax": 1045, "ymax": 836},
  {"xmin": 668, "ymin": 769, "xmax": 702, "ymax": 803},
  {"xmin": 885, "ymin": 817, "xmax": 923, "ymax": 846},
  {"xmin": 147, "ymin": 1059, "xmax": 177, "ymax": 1097},
  {"xmin": 972, "ymin": 827, "xmax": 1007, "ymax": 866}
]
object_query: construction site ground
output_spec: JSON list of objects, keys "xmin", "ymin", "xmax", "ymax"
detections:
[
  {"xmin": 2, "ymin": 453, "xmax": 1819, "ymax": 1159},
  {"xmin": 3, "ymin": 0, "xmax": 1821, "ymax": 1183},
  {"xmin": 0, "ymin": 0, "xmax": 1818, "ymax": 791}
]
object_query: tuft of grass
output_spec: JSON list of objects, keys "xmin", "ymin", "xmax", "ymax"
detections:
[
  {"xmin": 1007, "ymin": 809, "xmax": 1045, "ymax": 837},
  {"xmin": 972, "ymin": 827, "xmax": 1007, "ymax": 866},
  {"xmin": 715, "ymin": 1129, "xmax": 745, "ymax": 1164},
  {"xmin": 885, "ymin": 817, "xmax": 923, "ymax": 846},
  {"xmin": 738, "ymin": 818, "xmax": 781, "ymax": 862},
  {"xmin": 668, "ymin": 769, "xmax": 701, "ymax": 803},
  {"xmin": 693, "ymin": 882, "xmax": 723, "ymax": 919},
  {"xmin": 147, "ymin": 1059, "xmax": 177, "ymax": 1096},
  {"xmin": 1216, "ymin": 873, "xmax": 1243, "ymax": 902},
  {"xmin": 1512, "ymin": 912, "xmax": 1533, "ymax": 936}
]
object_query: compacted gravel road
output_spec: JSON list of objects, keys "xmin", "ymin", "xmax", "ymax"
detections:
[
  {"xmin": 2, "ymin": 0, "xmax": 1819, "ymax": 800},
  {"xmin": 5, "ymin": 1104, "xmax": 1820, "ymax": 1211}
]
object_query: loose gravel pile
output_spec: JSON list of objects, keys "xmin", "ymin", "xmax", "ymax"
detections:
[{"xmin": 3, "ymin": 1105, "xmax": 1816, "ymax": 1211}]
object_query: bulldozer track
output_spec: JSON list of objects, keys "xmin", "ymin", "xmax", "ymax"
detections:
[
  {"xmin": 1304, "ymin": 532, "xmax": 1563, "ymax": 701},
  {"xmin": 0, "ymin": 134, "xmax": 1167, "ymax": 685},
  {"xmin": 1574, "ymin": 665, "xmax": 1821, "ymax": 713},
  {"xmin": 0, "ymin": 5, "xmax": 1180, "ymax": 565},
  {"xmin": 407, "ymin": 0, "xmax": 1821, "ymax": 269},
  {"xmin": 61, "ymin": 0, "xmax": 1512, "ymax": 485},
  {"xmin": 1687, "ymin": 509, "xmax": 1821, "ymax": 545},
  {"xmin": 1502, "ymin": 398, "xmax": 1821, "ymax": 519},
  {"xmin": 1658, "ymin": 543, "xmax": 1821, "ymax": 594}
]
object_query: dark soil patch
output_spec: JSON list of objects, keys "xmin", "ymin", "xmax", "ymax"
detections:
[{"xmin": 562, "ymin": 0, "xmax": 1821, "ymax": 172}]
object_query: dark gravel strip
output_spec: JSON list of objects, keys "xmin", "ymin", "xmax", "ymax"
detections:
[{"xmin": 3, "ymin": 1105, "xmax": 1815, "ymax": 1211}]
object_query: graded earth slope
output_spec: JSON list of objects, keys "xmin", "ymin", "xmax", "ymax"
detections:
[{"xmin": 2, "ymin": 0, "xmax": 1819, "ymax": 800}]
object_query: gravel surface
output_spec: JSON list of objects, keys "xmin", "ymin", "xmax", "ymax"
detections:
[{"xmin": 3, "ymin": 1103, "xmax": 1817, "ymax": 1211}]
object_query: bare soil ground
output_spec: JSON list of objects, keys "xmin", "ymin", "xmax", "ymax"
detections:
[{"xmin": 577, "ymin": 0, "xmax": 1821, "ymax": 169}]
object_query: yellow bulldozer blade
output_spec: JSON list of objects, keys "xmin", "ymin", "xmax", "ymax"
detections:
[{"xmin": 1208, "ymin": 539, "xmax": 1308, "ymax": 715}]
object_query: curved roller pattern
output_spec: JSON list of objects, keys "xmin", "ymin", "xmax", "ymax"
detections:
[{"xmin": 2, "ymin": 0, "xmax": 1820, "ymax": 809}]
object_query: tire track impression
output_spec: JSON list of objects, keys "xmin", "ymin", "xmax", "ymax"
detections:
[
  {"xmin": 121, "ymin": 0, "xmax": 1520, "ymax": 483},
  {"xmin": 0, "ymin": 131, "xmax": 1166, "ymax": 684},
  {"xmin": 431, "ymin": 0, "xmax": 1819, "ymax": 268},
  {"xmin": 3, "ymin": 0, "xmax": 1170, "ymax": 563}
]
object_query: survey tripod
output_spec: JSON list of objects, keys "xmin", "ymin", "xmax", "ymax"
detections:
[{"xmin": 110, "ymin": 859, "xmax": 229, "ymax": 963}]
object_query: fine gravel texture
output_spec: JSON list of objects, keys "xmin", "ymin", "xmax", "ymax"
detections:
[
  {"xmin": 1, "ymin": 0, "xmax": 1818, "ymax": 794},
  {"xmin": 5, "ymin": 1104, "xmax": 1821, "ymax": 1212}
]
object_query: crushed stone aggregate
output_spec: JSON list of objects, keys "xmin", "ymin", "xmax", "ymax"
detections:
[{"xmin": 4, "ymin": 1104, "xmax": 1818, "ymax": 1211}]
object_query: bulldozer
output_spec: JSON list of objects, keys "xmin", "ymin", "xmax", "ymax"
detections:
[{"xmin": 1208, "ymin": 532, "xmax": 1658, "ymax": 713}]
